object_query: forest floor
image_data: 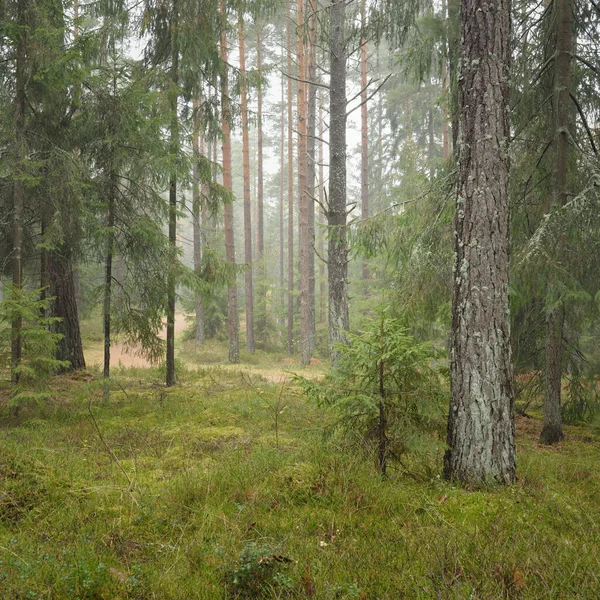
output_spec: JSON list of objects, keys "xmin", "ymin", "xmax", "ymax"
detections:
[
  {"xmin": 1, "ymin": 320, "xmax": 599, "ymax": 599},
  {"xmin": 82, "ymin": 313, "xmax": 327, "ymax": 384}
]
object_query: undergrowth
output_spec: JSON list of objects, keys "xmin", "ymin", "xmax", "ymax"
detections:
[{"xmin": 0, "ymin": 363, "xmax": 599, "ymax": 599}]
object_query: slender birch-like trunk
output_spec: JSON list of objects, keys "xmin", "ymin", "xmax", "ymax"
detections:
[
  {"xmin": 540, "ymin": 0, "xmax": 573, "ymax": 445},
  {"xmin": 238, "ymin": 15, "xmax": 255, "ymax": 353},
  {"xmin": 360, "ymin": 0, "xmax": 369, "ymax": 283},
  {"xmin": 165, "ymin": 0, "xmax": 179, "ymax": 386},
  {"xmin": 192, "ymin": 98, "xmax": 206, "ymax": 345},
  {"xmin": 221, "ymin": 2, "xmax": 240, "ymax": 363},
  {"xmin": 307, "ymin": 0, "xmax": 317, "ymax": 353},
  {"xmin": 287, "ymin": 5, "xmax": 295, "ymax": 355}
]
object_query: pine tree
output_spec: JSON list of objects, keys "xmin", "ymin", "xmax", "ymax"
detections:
[
  {"xmin": 328, "ymin": 0, "xmax": 350, "ymax": 364},
  {"xmin": 539, "ymin": 0, "xmax": 573, "ymax": 445},
  {"xmin": 221, "ymin": 1, "xmax": 240, "ymax": 363},
  {"xmin": 238, "ymin": 13, "xmax": 255, "ymax": 354},
  {"xmin": 192, "ymin": 97, "xmax": 206, "ymax": 345},
  {"xmin": 444, "ymin": 0, "xmax": 515, "ymax": 485},
  {"xmin": 286, "ymin": 2, "xmax": 295, "ymax": 355}
]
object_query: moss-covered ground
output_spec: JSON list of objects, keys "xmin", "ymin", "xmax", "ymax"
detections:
[{"xmin": 1, "ymin": 335, "xmax": 599, "ymax": 599}]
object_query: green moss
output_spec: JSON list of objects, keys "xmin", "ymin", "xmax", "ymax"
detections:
[{"xmin": 1, "ymin": 363, "xmax": 599, "ymax": 599}]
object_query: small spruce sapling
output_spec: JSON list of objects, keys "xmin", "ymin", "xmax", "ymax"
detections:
[
  {"xmin": 296, "ymin": 307, "xmax": 446, "ymax": 475},
  {"xmin": 0, "ymin": 287, "xmax": 70, "ymax": 408}
]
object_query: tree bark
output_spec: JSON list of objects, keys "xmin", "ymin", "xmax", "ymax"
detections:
[
  {"xmin": 12, "ymin": 0, "xmax": 27, "ymax": 385},
  {"xmin": 255, "ymin": 21, "xmax": 267, "ymax": 348},
  {"xmin": 221, "ymin": 5, "xmax": 240, "ymax": 364},
  {"xmin": 443, "ymin": 0, "xmax": 515, "ymax": 485},
  {"xmin": 448, "ymin": 0, "xmax": 460, "ymax": 161},
  {"xmin": 328, "ymin": 0, "xmax": 349, "ymax": 365},
  {"xmin": 192, "ymin": 98, "xmax": 206, "ymax": 345},
  {"xmin": 541, "ymin": 0, "xmax": 573, "ymax": 445},
  {"xmin": 441, "ymin": 0, "xmax": 450, "ymax": 161},
  {"xmin": 287, "ymin": 6, "xmax": 295, "ymax": 355},
  {"xmin": 279, "ymin": 44, "xmax": 286, "ymax": 330},
  {"xmin": 541, "ymin": 305, "xmax": 565, "ymax": 443},
  {"xmin": 360, "ymin": 0, "xmax": 369, "ymax": 283},
  {"xmin": 49, "ymin": 249, "xmax": 86, "ymax": 371},
  {"xmin": 297, "ymin": 0, "xmax": 311, "ymax": 365},
  {"xmin": 318, "ymin": 95, "xmax": 326, "ymax": 324},
  {"xmin": 166, "ymin": 0, "xmax": 179, "ymax": 387},
  {"xmin": 103, "ymin": 178, "xmax": 116, "ymax": 403},
  {"xmin": 307, "ymin": 0, "xmax": 317, "ymax": 353},
  {"xmin": 238, "ymin": 16, "xmax": 255, "ymax": 354}
]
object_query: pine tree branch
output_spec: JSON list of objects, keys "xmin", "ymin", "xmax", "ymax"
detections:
[
  {"xmin": 279, "ymin": 69, "xmax": 329, "ymax": 90},
  {"xmin": 570, "ymin": 92, "xmax": 598, "ymax": 155},
  {"xmin": 574, "ymin": 54, "xmax": 600, "ymax": 77},
  {"xmin": 346, "ymin": 74, "xmax": 392, "ymax": 118}
]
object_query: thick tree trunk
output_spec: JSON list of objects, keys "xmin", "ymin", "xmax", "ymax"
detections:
[
  {"xmin": 328, "ymin": 0, "xmax": 349, "ymax": 365},
  {"xmin": 541, "ymin": 0, "xmax": 573, "ymax": 445},
  {"xmin": 287, "ymin": 7, "xmax": 295, "ymax": 355},
  {"xmin": 360, "ymin": 0, "xmax": 369, "ymax": 283},
  {"xmin": 49, "ymin": 250, "xmax": 86, "ymax": 371},
  {"xmin": 166, "ymin": 0, "xmax": 179, "ymax": 387},
  {"xmin": 221, "ymin": 7, "xmax": 240, "ymax": 364},
  {"xmin": 443, "ymin": 0, "xmax": 515, "ymax": 486},
  {"xmin": 238, "ymin": 17, "xmax": 255, "ymax": 354},
  {"xmin": 192, "ymin": 99, "xmax": 205, "ymax": 345},
  {"xmin": 297, "ymin": 0, "xmax": 310, "ymax": 366}
]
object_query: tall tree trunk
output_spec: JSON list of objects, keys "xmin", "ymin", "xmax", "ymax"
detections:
[
  {"xmin": 71, "ymin": 0, "xmax": 81, "ymax": 312},
  {"xmin": 103, "ymin": 178, "xmax": 116, "ymax": 404},
  {"xmin": 297, "ymin": 0, "xmax": 310, "ymax": 365},
  {"xmin": 221, "ymin": 5, "xmax": 240, "ymax": 363},
  {"xmin": 376, "ymin": 46, "xmax": 383, "ymax": 213},
  {"xmin": 441, "ymin": 0, "xmax": 450, "ymax": 160},
  {"xmin": 306, "ymin": 0, "xmax": 318, "ymax": 354},
  {"xmin": 448, "ymin": 0, "xmax": 460, "ymax": 161},
  {"xmin": 428, "ymin": 106, "xmax": 435, "ymax": 175},
  {"xmin": 540, "ymin": 0, "xmax": 573, "ymax": 445},
  {"xmin": 192, "ymin": 98, "xmax": 206, "ymax": 345},
  {"xmin": 287, "ymin": 5, "xmax": 295, "ymax": 355},
  {"xmin": 12, "ymin": 0, "xmax": 27, "ymax": 385},
  {"xmin": 360, "ymin": 0, "xmax": 369, "ymax": 283},
  {"xmin": 443, "ymin": 0, "xmax": 515, "ymax": 485},
  {"xmin": 166, "ymin": 0, "xmax": 179, "ymax": 387},
  {"xmin": 279, "ymin": 46, "xmax": 286, "ymax": 330},
  {"xmin": 328, "ymin": 0, "xmax": 349, "ymax": 365},
  {"xmin": 255, "ymin": 21, "xmax": 267, "ymax": 348},
  {"xmin": 49, "ymin": 249, "xmax": 86, "ymax": 370},
  {"xmin": 318, "ymin": 95, "xmax": 326, "ymax": 324},
  {"xmin": 238, "ymin": 15, "xmax": 255, "ymax": 354}
]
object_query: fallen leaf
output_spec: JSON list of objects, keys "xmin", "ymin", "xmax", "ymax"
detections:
[
  {"xmin": 512, "ymin": 568, "xmax": 525, "ymax": 590},
  {"xmin": 302, "ymin": 562, "xmax": 315, "ymax": 596},
  {"xmin": 438, "ymin": 494, "xmax": 449, "ymax": 504},
  {"xmin": 108, "ymin": 567, "xmax": 127, "ymax": 583}
]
